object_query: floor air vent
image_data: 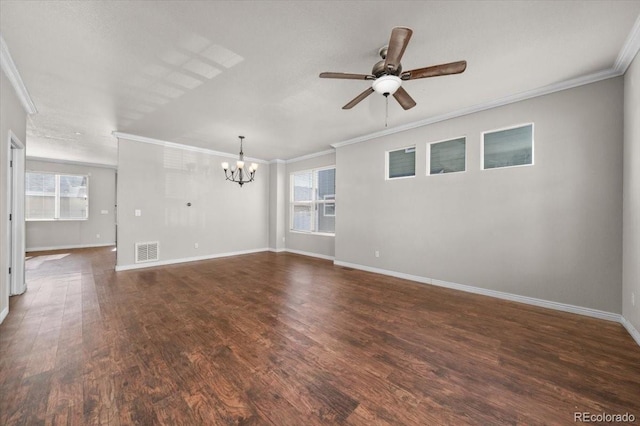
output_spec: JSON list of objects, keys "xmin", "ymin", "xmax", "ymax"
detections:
[{"xmin": 135, "ymin": 241, "xmax": 159, "ymax": 263}]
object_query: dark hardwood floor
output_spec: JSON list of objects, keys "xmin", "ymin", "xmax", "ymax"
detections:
[{"xmin": 1, "ymin": 247, "xmax": 639, "ymax": 425}]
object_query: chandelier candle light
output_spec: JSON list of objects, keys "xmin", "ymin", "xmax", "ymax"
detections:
[{"xmin": 222, "ymin": 136, "xmax": 258, "ymax": 187}]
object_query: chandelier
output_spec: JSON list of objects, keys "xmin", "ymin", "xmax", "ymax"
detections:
[{"xmin": 221, "ymin": 136, "xmax": 258, "ymax": 187}]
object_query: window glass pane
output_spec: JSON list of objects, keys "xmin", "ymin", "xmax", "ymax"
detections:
[
  {"xmin": 388, "ymin": 147, "xmax": 415, "ymax": 178},
  {"xmin": 290, "ymin": 167, "xmax": 336, "ymax": 234},
  {"xmin": 293, "ymin": 172, "xmax": 313, "ymax": 202},
  {"xmin": 316, "ymin": 168, "xmax": 335, "ymax": 199},
  {"xmin": 317, "ymin": 202, "xmax": 335, "ymax": 233},
  {"xmin": 484, "ymin": 124, "xmax": 533, "ymax": 169},
  {"xmin": 430, "ymin": 138, "xmax": 466, "ymax": 174},
  {"xmin": 25, "ymin": 172, "xmax": 89, "ymax": 220},
  {"xmin": 58, "ymin": 175, "xmax": 88, "ymax": 219},
  {"xmin": 25, "ymin": 172, "xmax": 56, "ymax": 219},
  {"xmin": 292, "ymin": 205, "xmax": 312, "ymax": 232}
]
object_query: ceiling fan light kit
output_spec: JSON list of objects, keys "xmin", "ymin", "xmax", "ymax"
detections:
[
  {"xmin": 320, "ymin": 26, "xmax": 467, "ymax": 111},
  {"xmin": 222, "ymin": 136, "xmax": 258, "ymax": 187},
  {"xmin": 372, "ymin": 75, "xmax": 402, "ymax": 96}
]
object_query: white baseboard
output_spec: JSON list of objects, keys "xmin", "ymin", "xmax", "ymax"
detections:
[
  {"xmin": 115, "ymin": 248, "xmax": 270, "ymax": 271},
  {"xmin": 269, "ymin": 247, "xmax": 286, "ymax": 253},
  {"xmin": 26, "ymin": 242, "xmax": 116, "ymax": 252},
  {"xmin": 0, "ymin": 306, "xmax": 8, "ymax": 324},
  {"xmin": 283, "ymin": 248, "xmax": 335, "ymax": 261},
  {"xmin": 621, "ymin": 316, "xmax": 640, "ymax": 347},
  {"xmin": 333, "ymin": 260, "xmax": 621, "ymax": 323}
]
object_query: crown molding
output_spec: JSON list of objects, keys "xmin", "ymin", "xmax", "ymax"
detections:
[
  {"xmin": 614, "ymin": 13, "xmax": 640, "ymax": 73},
  {"xmin": 269, "ymin": 159, "xmax": 286, "ymax": 164},
  {"xmin": 113, "ymin": 131, "xmax": 268, "ymax": 164},
  {"xmin": 331, "ymin": 68, "xmax": 620, "ymax": 149},
  {"xmin": 26, "ymin": 156, "xmax": 117, "ymax": 170},
  {"xmin": 0, "ymin": 35, "xmax": 37, "ymax": 114},
  {"xmin": 285, "ymin": 148, "xmax": 335, "ymax": 164}
]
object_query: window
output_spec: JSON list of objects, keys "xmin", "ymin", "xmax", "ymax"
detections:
[
  {"xmin": 482, "ymin": 124, "xmax": 534, "ymax": 170},
  {"xmin": 428, "ymin": 137, "xmax": 466, "ymax": 175},
  {"xmin": 387, "ymin": 146, "xmax": 416, "ymax": 179},
  {"xmin": 26, "ymin": 172, "xmax": 89, "ymax": 220},
  {"xmin": 291, "ymin": 167, "xmax": 335, "ymax": 234}
]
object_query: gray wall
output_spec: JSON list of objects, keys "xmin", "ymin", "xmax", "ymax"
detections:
[
  {"xmin": 285, "ymin": 152, "xmax": 336, "ymax": 258},
  {"xmin": 623, "ymin": 52, "xmax": 640, "ymax": 332},
  {"xmin": 25, "ymin": 160, "xmax": 116, "ymax": 251},
  {"xmin": 336, "ymin": 77, "xmax": 623, "ymax": 313},
  {"xmin": 116, "ymin": 138, "xmax": 269, "ymax": 269},
  {"xmin": 0, "ymin": 68, "xmax": 27, "ymax": 322},
  {"xmin": 269, "ymin": 161, "xmax": 286, "ymax": 250}
]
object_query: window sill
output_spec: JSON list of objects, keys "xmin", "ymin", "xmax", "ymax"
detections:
[
  {"xmin": 289, "ymin": 230, "xmax": 335, "ymax": 237},
  {"xmin": 26, "ymin": 218, "xmax": 89, "ymax": 222}
]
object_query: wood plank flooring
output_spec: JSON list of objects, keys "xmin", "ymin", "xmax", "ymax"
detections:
[{"xmin": 1, "ymin": 246, "xmax": 639, "ymax": 425}]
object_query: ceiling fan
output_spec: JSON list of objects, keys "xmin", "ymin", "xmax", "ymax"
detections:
[{"xmin": 319, "ymin": 27, "xmax": 467, "ymax": 110}]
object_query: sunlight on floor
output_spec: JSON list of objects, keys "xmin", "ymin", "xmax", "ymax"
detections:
[{"xmin": 25, "ymin": 253, "xmax": 71, "ymax": 270}]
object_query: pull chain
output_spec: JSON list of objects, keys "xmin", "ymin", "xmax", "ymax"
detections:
[{"xmin": 385, "ymin": 94, "xmax": 389, "ymax": 128}]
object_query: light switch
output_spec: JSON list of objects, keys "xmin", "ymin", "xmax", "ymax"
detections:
[
  {"xmin": 135, "ymin": 209, "xmax": 141, "ymax": 217},
  {"xmin": 101, "ymin": 210, "xmax": 108, "ymax": 215}
]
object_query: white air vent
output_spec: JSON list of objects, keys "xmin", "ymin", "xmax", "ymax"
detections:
[{"xmin": 135, "ymin": 241, "xmax": 159, "ymax": 263}]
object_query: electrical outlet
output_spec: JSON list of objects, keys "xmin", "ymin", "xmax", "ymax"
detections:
[
  {"xmin": 96, "ymin": 234, "xmax": 100, "ymax": 239},
  {"xmin": 632, "ymin": 292, "xmax": 635, "ymax": 307},
  {"xmin": 194, "ymin": 243, "xmax": 199, "ymax": 249},
  {"xmin": 375, "ymin": 250, "xmax": 380, "ymax": 258}
]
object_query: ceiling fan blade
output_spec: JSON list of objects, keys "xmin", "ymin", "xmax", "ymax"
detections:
[
  {"xmin": 343, "ymin": 87, "xmax": 375, "ymax": 109},
  {"xmin": 393, "ymin": 87, "xmax": 416, "ymax": 110},
  {"xmin": 401, "ymin": 60, "xmax": 467, "ymax": 80},
  {"xmin": 384, "ymin": 27, "xmax": 413, "ymax": 73},
  {"xmin": 320, "ymin": 72, "xmax": 375, "ymax": 80}
]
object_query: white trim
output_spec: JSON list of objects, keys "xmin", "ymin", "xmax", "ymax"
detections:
[
  {"xmin": 426, "ymin": 136, "xmax": 467, "ymax": 176},
  {"xmin": 284, "ymin": 248, "xmax": 334, "ymax": 261},
  {"xmin": 26, "ymin": 242, "xmax": 115, "ymax": 252},
  {"xmin": 285, "ymin": 149, "xmax": 335, "ymax": 164},
  {"xmin": 615, "ymin": 14, "xmax": 640, "ymax": 73},
  {"xmin": 269, "ymin": 159, "xmax": 286, "ymax": 164},
  {"xmin": 331, "ymin": 68, "xmax": 619, "ymax": 150},
  {"xmin": 115, "ymin": 247, "xmax": 269, "ymax": 271},
  {"xmin": 268, "ymin": 247, "xmax": 286, "ymax": 253},
  {"xmin": 7, "ymin": 131, "xmax": 26, "ymax": 296},
  {"xmin": 481, "ymin": 123, "xmax": 534, "ymax": 170},
  {"xmin": 26, "ymin": 156, "xmax": 117, "ymax": 170},
  {"xmin": 621, "ymin": 316, "xmax": 640, "ymax": 347},
  {"xmin": 0, "ymin": 306, "xmax": 8, "ymax": 324},
  {"xmin": 113, "ymin": 132, "xmax": 268, "ymax": 164},
  {"xmin": 333, "ymin": 260, "xmax": 621, "ymax": 323},
  {"xmin": 0, "ymin": 35, "xmax": 37, "ymax": 114}
]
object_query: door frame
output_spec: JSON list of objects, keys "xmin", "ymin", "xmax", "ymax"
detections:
[{"xmin": 6, "ymin": 130, "xmax": 26, "ymax": 296}]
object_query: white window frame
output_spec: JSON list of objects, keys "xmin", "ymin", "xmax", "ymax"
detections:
[
  {"xmin": 323, "ymin": 194, "xmax": 336, "ymax": 217},
  {"xmin": 385, "ymin": 145, "xmax": 416, "ymax": 180},
  {"xmin": 481, "ymin": 123, "xmax": 535, "ymax": 171},
  {"xmin": 25, "ymin": 171, "xmax": 89, "ymax": 221},
  {"xmin": 426, "ymin": 136, "xmax": 467, "ymax": 176},
  {"xmin": 290, "ymin": 165, "xmax": 335, "ymax": 236}
]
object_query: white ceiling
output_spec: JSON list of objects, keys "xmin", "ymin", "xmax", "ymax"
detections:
[{"xmin": 1, "ymin": 1, "xmax": 639, "ymax": 166}]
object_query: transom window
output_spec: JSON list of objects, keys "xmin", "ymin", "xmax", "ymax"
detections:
[
  {"xmin": 387, "ymin": 146, "xmax": 416, "ymax": 179},
  {"xmin": 482, "ymin": 124, "xmax": 534, "ymax": 170},
  {"xmin": 290, "ymin": 166, "xmax": 335, "ymax": 235},
  {"xmin": 26, "ymin": 172, "xmax": 89, "ymax": 220},
  {"xmin": 428, "ymin": 137, "xmax": 466, "ymax": 175}
]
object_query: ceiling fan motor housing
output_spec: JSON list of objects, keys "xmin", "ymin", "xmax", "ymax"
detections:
[{"xmin": 372, "ymin": 59, "xmax": 402, "ymax": 78}]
